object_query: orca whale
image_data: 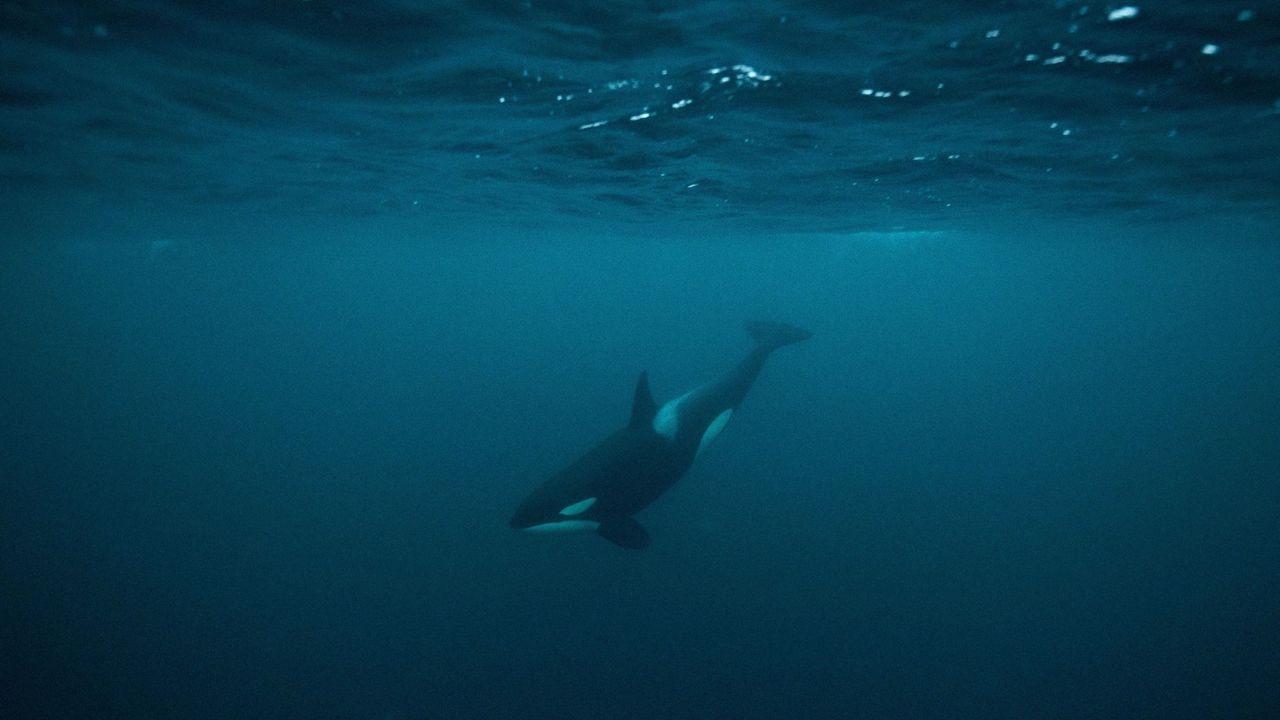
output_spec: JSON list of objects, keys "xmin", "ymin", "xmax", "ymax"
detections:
[{"xmin": 509, "ymin": 321, "xmax": 812, "ymax": 549}]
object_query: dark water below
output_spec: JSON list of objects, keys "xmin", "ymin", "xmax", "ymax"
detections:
[{"xmin": 2, "ymin": 2, "xmax": 1279, "ymax": 719}]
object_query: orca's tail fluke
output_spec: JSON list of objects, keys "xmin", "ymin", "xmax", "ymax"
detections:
[{"xmin": 746, "ymin": 320, "xmax": 812, "ymax": 351}]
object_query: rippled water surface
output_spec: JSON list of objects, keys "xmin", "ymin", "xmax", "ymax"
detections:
[{"xmin": 3, "ymin": 1, "xmax": 1278, "ymax": 231}]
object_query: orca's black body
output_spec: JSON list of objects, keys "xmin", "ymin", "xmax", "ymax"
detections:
[{"xmin": 509, "ymin": 321, "xmax": 811, "ymax": 549}]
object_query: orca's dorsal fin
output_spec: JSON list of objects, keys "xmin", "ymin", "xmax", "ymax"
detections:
[
  {"xmin": 597, "ymin": 515, "xmax": 651, "ymax": 549},
  {"xmin": 629, "ymin": 371, "xmax": 657, "ymax": 429}
]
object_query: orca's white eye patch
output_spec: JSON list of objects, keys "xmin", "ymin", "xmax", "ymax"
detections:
[{"xmin": 559, "ymin": 497, "xmax": 597, "ymax": 516}]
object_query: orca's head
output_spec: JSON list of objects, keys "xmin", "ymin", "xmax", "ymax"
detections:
[{"xmin": 509, "ymin": 492, "xmax": 600, "ymax": 535}]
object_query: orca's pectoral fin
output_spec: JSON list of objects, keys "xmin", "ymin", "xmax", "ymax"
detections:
[{"xmin": 597, "ymin": 515, "xmax": 651, "ymax": 549}]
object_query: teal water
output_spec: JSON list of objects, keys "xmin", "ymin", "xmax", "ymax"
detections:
[{"xmin": 2, "ymin": 3, "xmax": 1278, "ymax": 719}]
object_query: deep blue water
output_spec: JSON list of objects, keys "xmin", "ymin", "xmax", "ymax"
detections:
[{"xmin": 2, "ymin": 2, "xmax": 1279, "ymax": 719}]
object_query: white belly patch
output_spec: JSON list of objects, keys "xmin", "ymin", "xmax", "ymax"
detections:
[
  {"xmin": 653, "ymin": 389, "xmax": 695, "ymax": 439},
  {"xmin": 558, "ymin": 497, "xmax": 597, "ymax": 516},
  {"xmin": 523, "ymin": 520, "xmax": 600, "ymax": 534},
  {"xmin": 696, "ymin": 408, "xmax": 733, "ymax": 458}
]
